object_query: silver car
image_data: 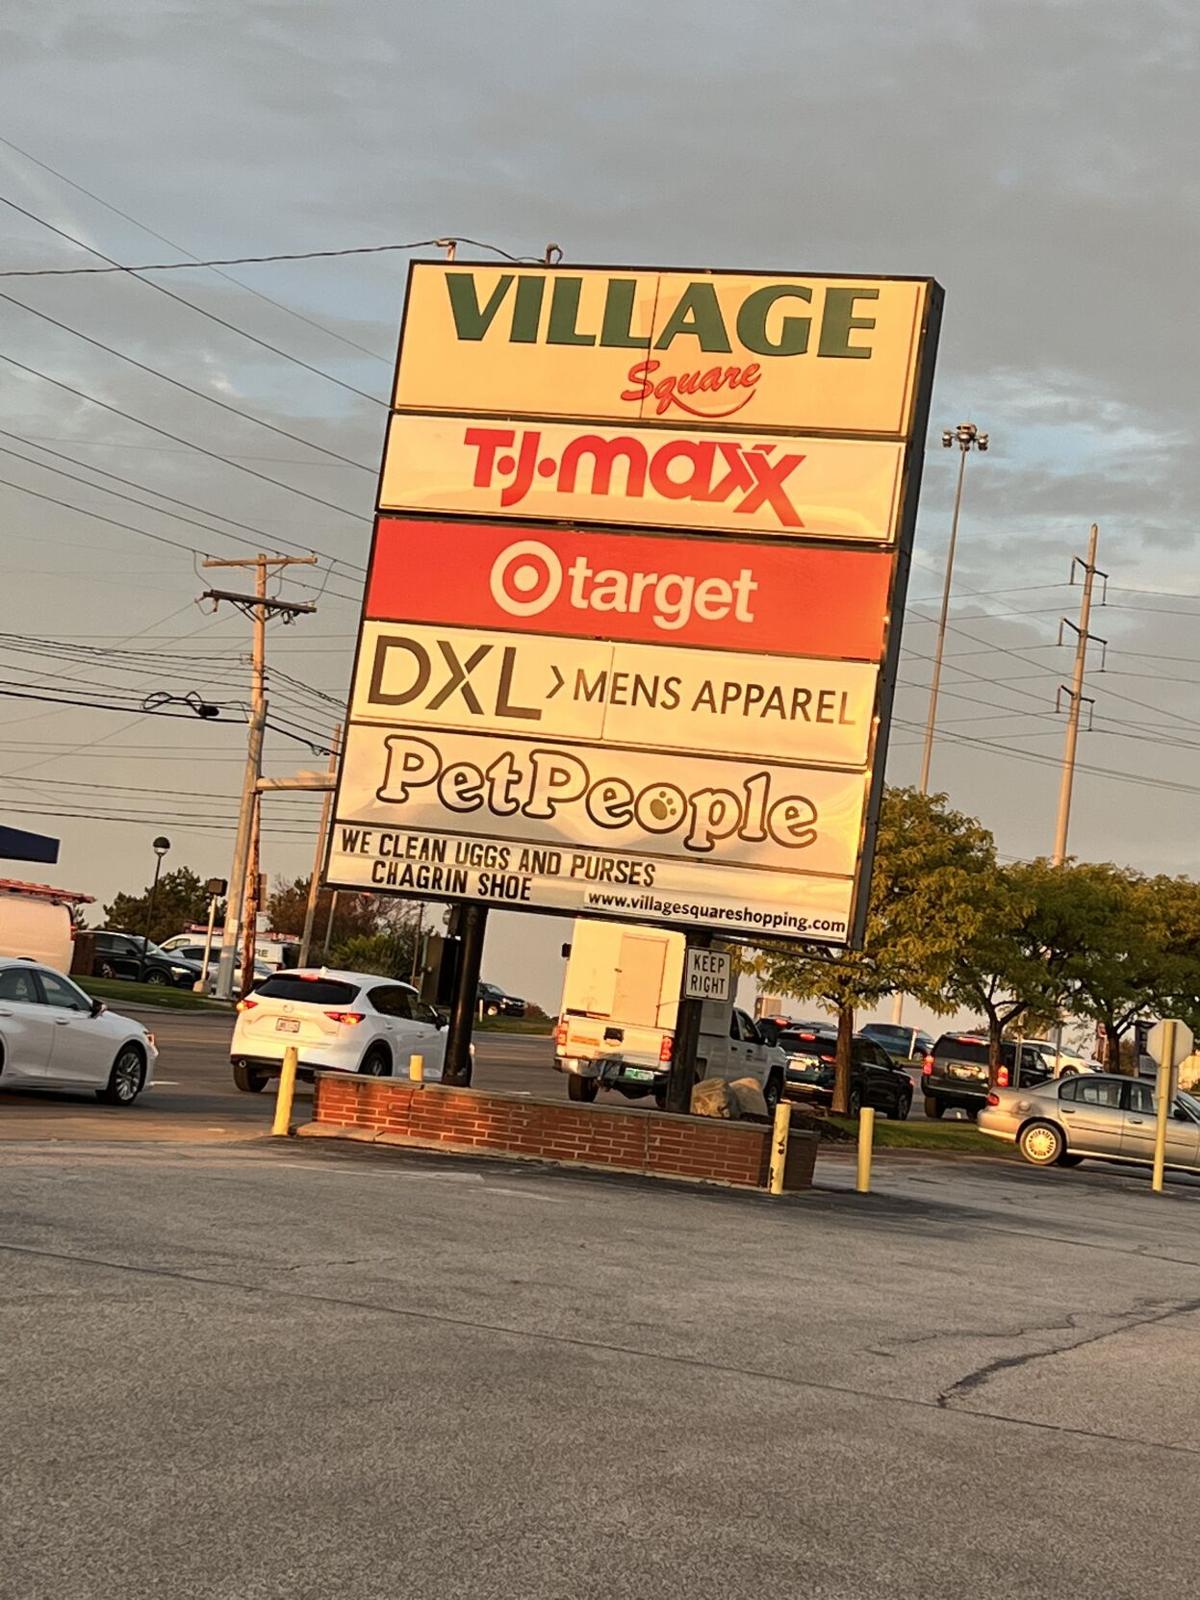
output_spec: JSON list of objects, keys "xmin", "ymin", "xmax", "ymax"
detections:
[{"xmin": 979, "ymin": 1072, "xmax": 1200, "ymax": 1173}]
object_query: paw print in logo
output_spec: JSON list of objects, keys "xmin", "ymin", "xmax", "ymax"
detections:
[{"xmin": 635, "ymin": 783, "xmax": 687, "ymax": 834}]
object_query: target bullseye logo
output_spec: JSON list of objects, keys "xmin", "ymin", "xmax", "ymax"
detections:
[{"xmin": 489, "ymin": 539, "xmax": 563, "ymax": 617}]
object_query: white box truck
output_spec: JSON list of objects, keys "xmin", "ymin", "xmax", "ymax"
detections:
[
  {"xmin": 553, "ymin": 919, "xmax": 784, "ymax": 1111},
  {"xmin": 0, "ymin": 880, "xmax": 83, "ymax": 971}
]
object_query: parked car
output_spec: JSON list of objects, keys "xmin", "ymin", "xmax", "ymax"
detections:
[
  {"xmin": 92, "ymin": 929, "xmax": 204, "ymax": 988},
  {"xmin": 859, "ymin": 1022, "xmax": 935, "ymax": 1068},
  {"xmin": 230, "ymin": 968, "xmax": 448, "ymax": 1092},
  {"xmin": 979, "ymin": 1073, "xmax": 1200, "ymax": 1175},
  {"xmin": 0, "ymin": 957, "xmax": 156, "ymax": 1105},
  {"xmin": 478, "ymin": 981, "xmax": 526, "ymax": 1018},
  {"xmin": 1021, "ymin": 1038, "xmax": 1103, "ymax": 1076},
  {"xmin": 167, "ymin": 942, "xmax": 273, "ymax": 993},
  {"xmin": 920, "ymin": 1033, "xmax": 1055, "ymax": 1119},
  {"xmin": 756, "ymin": 1015, "xmax": 826, "ymax": 1046},
  {"xmin": 777, "ymin": 1025, "xmax": 913, "ymax": 1119}
]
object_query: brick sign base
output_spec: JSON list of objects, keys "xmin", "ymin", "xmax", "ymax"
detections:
[{"xmin": 304, "ymin": 1074, "xmax": 817, "ymax": 1191}]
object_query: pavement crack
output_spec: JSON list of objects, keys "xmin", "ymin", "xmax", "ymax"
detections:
[{"xmin": 938, "ymin": 1293, "xmax": 1200, "ymax": 1408}]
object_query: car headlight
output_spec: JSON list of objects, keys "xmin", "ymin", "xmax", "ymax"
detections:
[{"xmin": 170, "ymin": 966, "xmax": 191, "ymax": 976}]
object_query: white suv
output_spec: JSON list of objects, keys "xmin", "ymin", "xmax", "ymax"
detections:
[{"xmin": 229, "ymin": 968, "xmax": 447, "ymax": 1093}]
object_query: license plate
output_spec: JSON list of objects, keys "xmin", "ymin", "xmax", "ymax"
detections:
[
  {"xmin": 623, "ymin": 1068, "xmax": 656, "ymax": 1083},
  {"xmin": 276, "ymin": 1018, "xmax": 300, "ymax": 1033},
  {"xmin": 789, "ymin": 1054, "xmax": 820, "ymax": 1068},
  {"xmin": 950, "ymin": 1063, "xmax": 983, "ymax": 1079}
]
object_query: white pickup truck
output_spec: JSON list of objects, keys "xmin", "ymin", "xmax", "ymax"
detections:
[{"xmin": 553, "ymin": 918, "xmax": 785, "ymax": 1111}]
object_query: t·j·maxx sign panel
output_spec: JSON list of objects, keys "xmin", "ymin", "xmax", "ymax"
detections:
[{"xmin": 326, "ymin": 263, "xmax": 943, "ymax": 948}]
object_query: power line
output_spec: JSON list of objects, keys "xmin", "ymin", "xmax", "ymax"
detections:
[
  {"xmin": 0, "ymin": 194, "xmax": 386, "ymax": 407},
  {"xmin": 0, "ymin": 132, "xmax": 390, "ymax": 364},
  {"xmin": 0, "ymin": 231, "xmax": 545, "ymax": 275},
  {"xmin": 0, "ymin": 349, "xmax": 372, "ymax": 525},
  {"xmin": 0, "ymin": 286, "xmax": 378, "ymax": 464},
  {"xmin": 0, "ymin": 426, "xmax": 365, "ymax": 569}
]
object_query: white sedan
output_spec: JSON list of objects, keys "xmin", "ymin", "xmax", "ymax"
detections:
[
  {"xmin": 229, "ymin": 968, "xmax": 448, "ymax": 1092},
  {"xmin": 0, "ymin": 957, "xmax": 157, "ymax": 1105}
]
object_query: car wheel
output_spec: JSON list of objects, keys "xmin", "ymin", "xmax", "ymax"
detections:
[
  {"xmin": 848, "ymin": 1087, "xmax": 862, "ymax": 1117},
  {"xmin": 232, "ymin": 1063, "xmax": 269, "ymax": 1093},
  {"xmin": 485, "ymin": 1003, "xmax": 500, "ymax": 1017},
  {"xmin": 567, "ymin": 1075, "xmax": 598, "ymax": 1102},
  {"xmin": 144, "ymin": 969, "xmax": 168, "ymax": 986},
  {"xmin": 890, "ymin": 1090, "xmax": 912, "ymax": 1121},
  {"xmin": 98, "ymin": 962, "xmax": 117, "ymax": 980},
  {"xmin": 97, "ymin": 1046, "xmax": 144, "ymax": 1105},
  {"xmin": 763, "ymin": 1072, "xmax": 782, "ymax": 1115},
  {"xmin": 359, "ymin": 1045, "xmax": 391, "ymax": 1078},
  {"xmin": 924, "ymin": 1095, "xmax": 945, "ymax": 1119},
  {"xmin": 1018, "ymin": 1120, "xmax": 1065, "ymax": 1167},
  {"xmin": 1059, "ymin": 1065, "xmax": 1079, "ymax": 1077}
]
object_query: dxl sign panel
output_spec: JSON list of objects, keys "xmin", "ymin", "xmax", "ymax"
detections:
[
  {"xmin": 394, "ymin": 266, "xmax": 930, "ymax": 436},
  {"xmin": 326, "ymin": 258, "xmax": 943, "ymax": 948}
]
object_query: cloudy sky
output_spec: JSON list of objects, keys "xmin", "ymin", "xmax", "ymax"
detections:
[{"xmin": 1, "ymin": 0, "xmax": 1197, "ymax": 1012}]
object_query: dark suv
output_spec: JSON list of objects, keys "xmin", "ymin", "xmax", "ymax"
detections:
[
  {"xmin": 921, "ymin": 1033, "xmax": 1053, "ymax": 1119},
  {"xmin": 778, "ymin": 1025, "xmax": 913, "ymax": 1119},
  {"xmin": 92, "ymin": 930, "xmax": 203, "ymax": 988},
  {"xmin": 477, "ymin": 981, "xmax": 526, "ymax": 1018}
]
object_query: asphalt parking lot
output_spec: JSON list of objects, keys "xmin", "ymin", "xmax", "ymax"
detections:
[{"xmin": 3, "ymin": 1120, "xmax": 1199, "ymax": 1600}]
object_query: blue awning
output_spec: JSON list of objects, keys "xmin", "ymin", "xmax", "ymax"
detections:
[{"xmin": 0, "ymin": 825, "xmax": 60, "ymax": 865}]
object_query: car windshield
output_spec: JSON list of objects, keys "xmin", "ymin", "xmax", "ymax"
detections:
[{"xmin": 253, "ymin": 975, "xmax": 361, "ymax": 1006}]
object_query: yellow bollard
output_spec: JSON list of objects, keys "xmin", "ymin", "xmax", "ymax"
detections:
[
  {"xmin": 409, "ymin": 1052, "xmax": 425, "ymax": 1084},
  {"xmin": 271, "ymin": 1044, "xmax": 298, "ymax": 1137},
  {"xmin": 856, "ymin": 1105, "xmax": 875, "ymax": 1193},
  {"xmin": 768, "ymin": 1098, "xmax": 792, "ymax": 1195},
  {"xmin": 1151, "ymin": 1020, "xmax": 1176, "ymax": 1194}
]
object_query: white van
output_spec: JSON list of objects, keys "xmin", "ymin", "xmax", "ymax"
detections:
[
  {"xmin": 0, "ymin": 883, "xmax": 80, "ymax": 971},
  {"xmin": 553, "ymin": 919, "xmax": 784, "ymax": 1110}
]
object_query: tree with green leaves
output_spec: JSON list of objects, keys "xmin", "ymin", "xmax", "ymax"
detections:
[
  {"xmin": 1060, "ymin": 867, "xmax": 1200, "ymax": 1069},
  {"xmin": 751, "ymin": 787, "xmax": 999, "ymax": 1113},
  {"xmin": 329, "ymin": 931, "xmax": 418, "ymax": 981},
  {"xmin": 103, "ymin": 867, "xmax": 222, "ymax": 946},
  {"xmin": 266, "ymin": 877, "xmax": 384, "ymax": 951},
  {"xmin": 942, "ymin": 858, "xmax": 1084, "ymax": 1072}
]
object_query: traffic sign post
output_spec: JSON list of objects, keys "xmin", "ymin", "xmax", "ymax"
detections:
[{"xmin": 1146, "ymin": 1018, "xmax": 1193, "ymax": 1194}]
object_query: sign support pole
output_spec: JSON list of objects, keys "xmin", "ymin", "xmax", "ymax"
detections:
[
  {"xmin": 666, "ymin": 930, "xmax": 711, "ymax": 1114},
  {"xmin": 443, "ymin": 903, "xmax": 487, "ymax": 1086}
]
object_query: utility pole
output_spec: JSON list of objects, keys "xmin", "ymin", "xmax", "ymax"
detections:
[
  {"xmin": 1053, "ymin": 523, "xmax": 1107, "ymax": 865},
  {"xmin": 202, "ymin": 553, "xmax": 317, "ymax": 999},
  {"xmin": 894, "ymin": 422, "xmax": 988, "ymax": 1025}
]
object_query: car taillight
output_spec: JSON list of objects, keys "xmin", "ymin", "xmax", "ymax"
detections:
[
  {"xmin": 986, "ymin": 1092, "xmax": 1000, "ymax": 1107},
  {"xmin": 996, "ymin": 1066, "xmax": 1010, "ymax": 1088},
  {"xmin": 659, "ymin": 1035, "xmax": 673, "ymax": 1063},
  {"xmin": 555, "ymin": 1022, "xmax": 568, "ymax": 1048},
  {"xmin": 236, "ymin": 998, "xmax": 257, "ymax": 1012},
  {"xmin": 820, "ymin": 1054, "xmax": 836, "ymax": 1064},
  {"xmin": 921, "ymin": 1053, "xmax": 934, "ymax": 1076},
  {"xmin": 325, "ymin": 1011, "xmax": 365, "ymax": 1026}
]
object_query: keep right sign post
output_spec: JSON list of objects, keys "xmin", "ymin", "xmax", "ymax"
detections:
[{"xmin": 326, "ymin": 263, "xmax": 944, "ymax": 950}]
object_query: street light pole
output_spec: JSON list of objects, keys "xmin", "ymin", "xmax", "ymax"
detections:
[
  {"xmin": 139, "ymin": 835, "xmax": 171, "ymax": 981},
  {"xmin": 918, "ymin": 422, "xmax": 989, "ymax": 795},
  {"xmin": 894, "ymin": 422, "xmax": 987, "ymax": 1027}
]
